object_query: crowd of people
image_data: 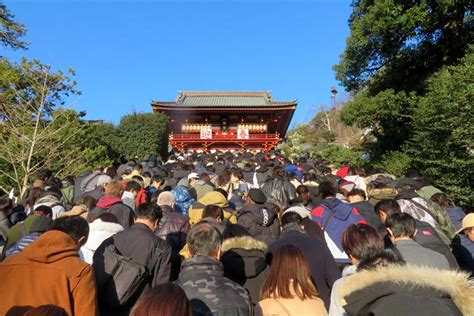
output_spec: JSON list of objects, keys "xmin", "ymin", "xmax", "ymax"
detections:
[{"xmin": 0, "ymin": 150, "xmax": 473, "ymax": 316}]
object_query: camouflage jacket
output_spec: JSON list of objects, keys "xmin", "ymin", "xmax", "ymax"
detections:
[{"xmin": 176, "ymin": 256, "xmax": 251, "ymax": 316}]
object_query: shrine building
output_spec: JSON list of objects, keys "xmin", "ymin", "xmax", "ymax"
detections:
[{"xmin": 151, "ymin": 91, "xmax": 297, "ymax": 152}]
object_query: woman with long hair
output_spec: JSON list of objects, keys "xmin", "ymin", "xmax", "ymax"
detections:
[{"xmin": 256, "ymin": 245, "xmax": 327, "ymax": 316}]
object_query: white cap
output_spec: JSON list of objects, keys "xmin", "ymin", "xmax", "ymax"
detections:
[
  {"xmin": 187, "ymin": 172, "xmax": 200, "ymax": 180},
  {"xmin": 282, "ymin": 206, "xmax": 311, "ymax": 219},
  {"xmin": 96, "ymin": 175, "xmax": 112, "ymax": 187}
]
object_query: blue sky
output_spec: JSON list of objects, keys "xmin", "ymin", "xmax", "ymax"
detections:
[{"xmin": 3, "ymin": 0, "xmax": 353, "ymax": 128}]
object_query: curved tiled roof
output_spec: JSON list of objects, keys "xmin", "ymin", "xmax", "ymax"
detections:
[{"xmin": 151, "ymin": 91, "xmax": 297, "ymax": 108}]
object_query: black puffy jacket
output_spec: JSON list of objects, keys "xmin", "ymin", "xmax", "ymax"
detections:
[
  {"xmin": 261, "ymin": 175, "xmax": 296, "ymax": 208},
  {"xmin": 237, "ymin": 203, "xmax": 280, "ymax": 245},
  {"xmin": 155, "ymin": 205, "xmax": 189, "ymax": 252}
]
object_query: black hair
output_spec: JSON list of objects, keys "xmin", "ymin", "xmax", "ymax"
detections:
[
  {"xmin": 98, "ymin": 212, "xmax": 119, "ymax": 224},
  {"xmin": 135, "ymin": 203, "xmax": 162, "ymax": 222},
  {"xmin": 357, "ymin": 250, "xmax": 406, "ymax": 271},
  {"xmin": 187, "ymin": 222, "xmax": 222, "ymax": 257},
  {"xmin": 222, "ymin": 224, "xmax": 251, "ymax": 239},
  {"xmin": 51, "ymin": 216, "xmax": 89, "ymax": 244},
  {"xmin": 0, "ymin": 196, "xmax": 13, "ymax": 213},
  {"xmin": 202, "ymin": 205, "xmax": 224, "ymax": 221},
  {"xmin": 281, "ymin": 211, "xmax": 303, "ymax": 227},
  {"xmin": 33, "ymin": 205, "xmax": 53, "ymax": 217},
  {"xmin": 347, "ymin": 188, "xmax": 366, "ymax": 199},
  {"xmin": 151, "ymin": 175, "xmax": 164, "ymax": 184},
  {"xmin": 386, "ymin": 212, "xmax": 416, "ymax": 238},
  {"xmin": 374, "ymin": 199, "xmax": 401, "ymax": 217},
  {"xmin": 125, "ymin": 180, "xmax": 142, "ymax": 192},
  {"xmin": 37, "ymin": 169, "xmax": 53, "ymax": 181},
  {"xmin": 142, "ymin": 171, "xmax": 152, "ymax": 178},
  {"xmin": 318, "ymin": 181, "xmax": 338, "ymax": 199}
]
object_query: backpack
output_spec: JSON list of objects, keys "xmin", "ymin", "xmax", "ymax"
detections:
[{"xmin": 100, "ymin": 244, "xmax": 150, "ymax": 308}]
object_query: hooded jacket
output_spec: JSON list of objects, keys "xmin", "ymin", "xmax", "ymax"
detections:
[
  {"xmin": 188, "ymin": 191, "xmax": 237, "ymax": 226},
  {"xmin": 80, "ymin": 219, "xmax": 124, "ymax": 264},
  {"xmin": 0, "ymin": 230, "xmax": 98, "ymax": 316},
  {"xmin": 261, "ymin": 175, "xmax": 296, "ymax": 208},
  {"xmin": 87, "ymin": 196, "xmax": 134, "ymax": 229},
  {"xmin": 237, "ymin": 203, "xmax": 280, "ymax": 245},
  {"xmin": 220, "ymin": 236, "xmax": 269, "ymax": 305},
  {"xmin": 338, "ymin": 265, "xmax": 474, "ymax": 316},
  {"xmin": 176, "ymin": 256, "xmax": 252, "ymax": 316}
]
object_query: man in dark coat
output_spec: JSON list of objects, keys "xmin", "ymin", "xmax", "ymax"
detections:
[
  {"xmin": 268, "ymin": 212, "xmax": 341, "ymax": 310},
  {"xmin": 237, "ymin": 188, "xmax": 279, "ymax": 245},
  {"xmin": 87, "ymin": 180, "xmax": 134, "ymax": 229},
  {"xmin": 347, "ymin": 189, "xmax": 384, "ymax": 232},
  {"xmin": 93, "ymin": 204, "xmax": 172, "ymax": 315},
  {"xmin": 176, "ymin": 222, "xmax": 251, "ymax": 316}
]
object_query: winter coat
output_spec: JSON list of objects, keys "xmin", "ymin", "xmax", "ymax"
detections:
[
  {"xmin": 188, "ymin": 191, "xmax": 237, "ymax": 226},
  {"xmin": 394, "ymin": 239, "xmax": 450, "ymax": 269},
  {"xmin": 237, "ymin": 203, "xmax": 280, "ymax": 245},
  {"xmin": 0, "ymin": 230, "xmax": 98, "ymax": 316},
  {"xmin": 261, "ymin": 175, "xmax": 296, "ymax": 208},
  {"xmin": 34, "ymin": 194, "xmax": 65, "ymax": 219},
  {"xmin": 79, "ymin": 219, "xmax": 124, "ymax": 264},
  {"xmin": 87, "ymin": 196, "xmax": 134, "ymax": 229},
  {"xmin": 220, "ymin": 236, "xmax": 269, "ymax": 305},
  {"xmin": 93, "ymin": 223, "xmax": 172, "ymax": 315},
  {"xmin": 337, "ymin": 265, "xmax": 474, "ymax": 316},
  {"xmin": 452, "ymin": 234, "xmax": 474, "ymax": 276},
  {"xmin": 268, "ymin": 225, "xmax": 341, "ymax": 309},
  {"xmin": 189, "ymin": 179, "xmax": 215, "ymax": 201},
  {"xmin": 242, "ymin": 165, "xmax": 254, "ymax": 185},
  {"xmin": 253, "ymin": 166, "xmax": 272, "ymax": 188},
  {"xmin": 83, "ymin": 186, "xmax": 105, "ymax": 202},
  {"xmin": 156, "ymin": 205, "xmax": 189, "ymax": 251},
  {"xmin": 311, "ymin": 197, "xmax": 366, "ymax": 263},
  {"xmin": 176, "ymin": 256, "xmax": 252, "ymax": 316}
]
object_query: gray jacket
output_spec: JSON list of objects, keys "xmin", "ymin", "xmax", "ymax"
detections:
[
  {"xmin": 176, "ymin": 256, "xmax": 251, "ymax": 316},
  {"xmin": 395, "ymin": 239, "xmax": 450, "ymax": 269}
]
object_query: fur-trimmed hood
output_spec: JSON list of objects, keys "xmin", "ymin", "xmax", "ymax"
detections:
[
  {"xmin": 221, "ymin": 236, "xmax": 268, "ymax": 253},
  {"xmin": 338, "ymin": 265, "xmax": 474, "ymax": 316}
]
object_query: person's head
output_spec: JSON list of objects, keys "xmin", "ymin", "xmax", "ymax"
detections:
[
  {"xmin": 96, "ymin": 175, "xmax": 112, "ymax": 188},
  {"xmin": 43, "ymin": 187, "xmax": 62, "ymax": 200},
  {"xmin": 347, "ymin": 189, "xmax": 366, "ymax": 203},
  {"xmin": 430, "ymin": 193, "xmax": 454, "ymax": 209},
  {"xmin": 131, "ymin": 283, "xmax": 192, "ymax": 316},
  {"xmin": 157, "ymin": 191, "xmax": 175, "ymax": 207},
  {"xmin": 341, "ymin": 224, "xmax": 384, "ymax": 264},
  {"xmin": 230, "ymin": 170, "xmax": 243, "ymax": 183},
  {"xmin": 104, "ymin": 180, "xmax": 124, "ymax": 198},
  {"xmin": 187, "ymin": 172, "xmax": 200, "ymax": 187},
  {"xmin": 261, "ymin": 245, "xmax": 317, "ymax": 300},
  {"xmin": 318, "ymin": 181, "xmax": 338, "ymax": 199},
  {"xmin": 125, "ymin": 180, "xmax": 142, "ymax": 196},
  {"xmin": 134, "ymin": 204, "xmax": 163, "ymax": 232},
  {"xmin": 36, "ymin": 169, "xmax": 53, "ymax": 182},
  {"xmin": 202, "ymin": 205, "xmax": 224, "ymax": 222},
  {"xmin": 77, "ymin": 195, "xmax": 97, "ymax": 211},
  {"xmin": 187, "ymin": 222, "xmax": 222, "ymax": 259},
  {"xmin": 33, "ymin": 205, "xmax": 53, "ymax": 217},
  {"xmin": 281, "ymin": 211, "xmax": 303, "ymax": 228},
  {"xmin": 222, "ymin": 224, "xmax": 251, "ymax": 240},
  {"xmin": 374, "ymin": 199, "xmax": 401, "ymax": 223},
  {"xmin": 97, "ymin": 212, "xmax": 119, "ymax": 224},
  {"xmin": 51, "ymin": 215, "xmax": 89, "ymax": 247},
  {"xmin": 246, "ymin": 188, "xmax": 267, "ymax": 205},
  {"xmin": 151, "ymin": 175, "xmax": 164, "ymax": 189},
  {"xmin": 456, "ymin": 213, "xmax": 474, "ymax": 242},
  {"xmin": 385, "ymin": 212, "xmax": 417, "ymax": 241},
  {"xmin": 0, "ymin": 195, "xmax": 13, "ymax": 214},
  {"xmin": 357, "ymin": 250, "xmax": 406, "ymax": 271},
  {"xmin": 25, "ymin": 187, "xmax": 45, "ymax": 207},
  {"xmin": 23, "ymin": 305, "xmax": 68, "ymax": 316}
]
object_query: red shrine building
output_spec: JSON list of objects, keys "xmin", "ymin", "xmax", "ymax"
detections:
[{"xmin": 151, "ymin": 91, "xmax": 297, "ymax": 152}]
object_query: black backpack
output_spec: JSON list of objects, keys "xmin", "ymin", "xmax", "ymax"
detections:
[{"xmin": 98, "ymin": 244, "xmax": 150, "ymax": 308}]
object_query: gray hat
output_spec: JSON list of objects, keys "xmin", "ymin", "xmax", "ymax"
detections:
[
  {"xmin": 96, "ymin": 175, "xmax": 112, "ymax": 187},
  {"xmin": 282, "ymin": 206, "xmax": 311, "ymax": 219}
]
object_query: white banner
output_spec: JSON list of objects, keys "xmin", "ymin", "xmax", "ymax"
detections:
[
  {"xmin": 200, "ymin": 128, "xmax": 212, "ymax": 139},
  {"xmin": 237, "ymin": 128, "xmax": 249, "ymax": 140}
]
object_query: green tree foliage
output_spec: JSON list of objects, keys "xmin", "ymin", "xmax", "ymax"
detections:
[
  {"xmin": 0, "ymin": 2, "xmax": 28, "ymax": 50},
  {"xmin": 317, "ymin": 144, "xmax": 364, "ymax": 168},
  {"xmin": 82, "ymin": 123, "xmax": 122, "ymax": 167},
  {"xmin": 374, "ymin": 151, "xmax": 412, "ymax": 177},
  {"xmin": 336, "ymin": 0, "xmax": 473, "ymax": 154},
  {"xmin": 117, "ymin": 113, "xmax": 169, "ymax": 160},
  {"xmin": 407, "ymin": 49, "xmax": 474, "ymax": 206}
]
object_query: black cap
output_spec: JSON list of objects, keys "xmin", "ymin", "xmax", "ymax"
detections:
[{"xmin": 248, "ymin": 188, "xmax": 267, "ymax": 204}]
